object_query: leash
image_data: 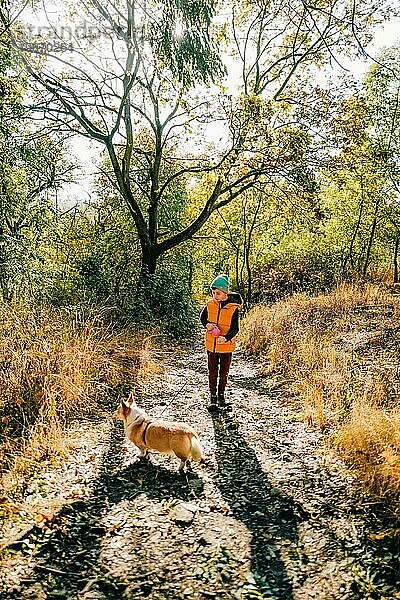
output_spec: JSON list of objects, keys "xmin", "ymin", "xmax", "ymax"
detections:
[{"xmin": 154, "ymin": 358, "xmax": 206, "ymax": 418}]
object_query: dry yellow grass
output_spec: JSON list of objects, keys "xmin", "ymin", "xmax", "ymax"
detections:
[
  {"xmin": 0, "ymin": 303, "xmax": 162, "ymax": 486},
  {"xmin": 241, "ymin": 283, "xmax": 400, "ymax": 508},
  {"xmin": 335, "ymin": 402, "xmax": 400, "ymax": 502}
]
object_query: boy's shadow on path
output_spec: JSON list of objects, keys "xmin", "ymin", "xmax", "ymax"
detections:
[
  {"xmin": 210, "ymin": 411, "xmax": 304, "ymax": 600},
  {"xmin": 6, "ymin": 426, "xmax": 204, "ymax": 599}
]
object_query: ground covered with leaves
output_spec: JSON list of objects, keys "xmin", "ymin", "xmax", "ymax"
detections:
[{"xmin": 0, "ymin": 342, "xmax": 399, "ymax": 599}]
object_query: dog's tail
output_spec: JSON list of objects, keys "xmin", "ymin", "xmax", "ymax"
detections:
[{"xmin": 190, "ymin": 436, "xmax": 203, "ymax": 462}]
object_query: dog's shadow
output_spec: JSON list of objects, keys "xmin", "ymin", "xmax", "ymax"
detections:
[{"xmin": 108, "ymin": 453, "xmax": 204, "ymax": 504}]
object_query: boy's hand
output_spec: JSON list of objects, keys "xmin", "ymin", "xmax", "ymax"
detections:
[
  {"xmin": 216, "ymin": 336, "xmax": 227, "ymax": 344},
  {"xmin": 206, "ymin": 322, "xmax": 216, "ymax": 331}
]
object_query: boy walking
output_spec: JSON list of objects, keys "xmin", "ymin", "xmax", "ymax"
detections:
[{"xmin": 200, "ymin": 274, "xmax": 242, "ymax": 411}]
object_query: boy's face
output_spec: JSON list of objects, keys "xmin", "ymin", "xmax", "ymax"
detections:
[{"xmin": 212, "ymin": 288, "xmax": 228, "ymax": 302}]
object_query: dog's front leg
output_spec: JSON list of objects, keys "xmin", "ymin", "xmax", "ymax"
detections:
[{"xmin": 137, "ymin": 446, "xmax": 149, "ymax": 459}]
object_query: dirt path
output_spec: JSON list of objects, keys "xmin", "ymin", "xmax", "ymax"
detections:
[{"xmin": 0, "ymin": 342, "xmax": 398, "ymax": 600}]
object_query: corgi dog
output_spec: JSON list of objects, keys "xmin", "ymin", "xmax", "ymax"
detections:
[{"xmin": 116, "ymin": 392, "xmax": 203, "ymax": 470}]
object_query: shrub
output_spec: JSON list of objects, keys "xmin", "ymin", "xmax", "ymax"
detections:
[
  {"xmin": 251, "ymin": 246, "xmax": 338, "ymax": 301},
  {"xmin": 134, "ymin": 265, "xmax": 198, "ymax": 338},
  {"xmin": 335, "ymin": 402, "xmax": 400, "ymax": 511}
]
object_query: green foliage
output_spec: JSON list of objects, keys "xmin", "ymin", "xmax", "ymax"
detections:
[
  {"xmin": 76, "ymin": 255, "xmax": 109, "ymax": 300},
  {"xmin": 0, "ymin": 38, "xmax": 24, "ymax": 134},
  {"xmin": 0, "ymin": 34, "xmax": 76, "ymax": 302},
  {"xmin": 134, "ymin": 258, "xmax": 198, "ymax": 338},
  {"xmin": 0, "ymin": 135, "xmax": 72, "ymax": 301},
  {"xmin": 48, "ymin": 182, "xmax": 198, "ymax": 336},
  {"xmin": 154, "ymin": 0, "xmax": 225, "ymax": 87},
  {"xmin": 188, "ymin": 163, "xmax": 324, "ymax": 304},
  {"xmin": 39, "ymin": 195, "xmax": 141, "ymax": 306},
  {"xmin": 319, "ymin": 88, "xmax": 397, "ymax": 281},
  {"xmin": 252, "ymin": 234, "xmax": 338, "ymax": 300}
]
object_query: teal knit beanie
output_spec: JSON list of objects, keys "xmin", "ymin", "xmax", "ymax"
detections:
[{"xmin": 211, "ymin": 273, "xmax": 229, "ymax": 293}]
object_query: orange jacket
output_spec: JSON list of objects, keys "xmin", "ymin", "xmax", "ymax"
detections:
[{"xmin": 204, "ymin": 295, "xmax": 241, "ymax": 353}]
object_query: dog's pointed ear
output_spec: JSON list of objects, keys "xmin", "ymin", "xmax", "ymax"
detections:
[{"xmin": 127, "ymin": 391, "xmax": 136, "ymax": 405}]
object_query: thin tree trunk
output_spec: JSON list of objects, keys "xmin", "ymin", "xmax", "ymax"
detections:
[
  {"xmin": 363, "ymin": 198, "xmax": 380, "ymax": 277},
  {"xmin": 394, "ymin": 236, "xmax": 399, "ymax": 283},
  {"xmin": 244, "ymin": 194, "xmax": 262, "ymax": 309},
  {"xmin": 346, "ymin": 178, "xmax": 364, "ymax": 274}
]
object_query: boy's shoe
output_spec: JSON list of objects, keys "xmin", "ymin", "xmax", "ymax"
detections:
[
  {"xmin": 207, "ymin": 395, "xmax": 219, "ymax": 413},
  {"xmin": 218, "ymin": 394, "xmax": 231, "ymax": 411}
]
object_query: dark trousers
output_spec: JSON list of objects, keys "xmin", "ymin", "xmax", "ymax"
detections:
[{"xmin": 207, "ymin": 351, "xmax": 232, "ymax": 397}]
